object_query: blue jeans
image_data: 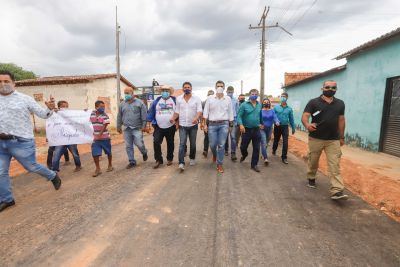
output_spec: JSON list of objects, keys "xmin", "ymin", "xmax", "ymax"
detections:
[
  {"xmin": 208, "ymin": 122, "xmax": 229, "ymax": 165},
  {"xmin": 51, "ymin": 145, "xmax": 81, "ymax": 172},
  {"xmin": 0, "ymin": 138, "xmax": 56, "ymax": 203},
  {"xmin": 260, "ymin": 126, "xmax": 272, "ymax": 159},
  {"xmin": 178, "ymin": 125, "xmax": 198, "ymax": 164},
  {"xmin": 123, "ymin": 128, "xmax": 147, "ymax": 164},
  {"xmin": 225, "ymin": 125, "xmax": 237, "ymax": 155}
]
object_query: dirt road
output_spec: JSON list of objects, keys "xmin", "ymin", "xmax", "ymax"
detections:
[{"xmin": 1, "ymin": 134, "xmax": 400, "ymax": 267}]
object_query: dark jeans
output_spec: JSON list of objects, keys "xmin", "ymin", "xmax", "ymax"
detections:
[
  {"xmin": 203, "ymin": 132, "xmax": 209, "ymax": 153},
  {"xmin": 240, "ymin": 127, "xmax": 261, "ymax": 168},
  {"xmin": 52, "ymin": 145, "xmax": 81, "ymax": 172},
  {"xmin": 47, "ymin": 146, "xmax": 69, "ymax": 168},
  {"xmin": 153, "ymin": 125, "xmax": 176, "ymax": 163},
  {"xmin": 178, "ymin": 125, "xmax": 198, "ymax": 164},
  {"xmin": 272, "ymin": 125, "xmax": 289, "ymax": 160}
]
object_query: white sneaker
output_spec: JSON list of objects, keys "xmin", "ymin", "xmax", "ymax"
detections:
[
  {"xmin": 189, "ymin": 159, "xmax": 195, "ymax": 166},
  {"xmin": 179, "ymin": 163, "xmax": 185, "ymax": 171},
  {"xmin": 264, "ymin": 158, "xmax": 269, "ymax": 166}
]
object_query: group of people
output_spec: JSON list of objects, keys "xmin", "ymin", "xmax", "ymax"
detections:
[{"xmin": 0, "ymin": 69, "xmax": 348, "ymax": 213}]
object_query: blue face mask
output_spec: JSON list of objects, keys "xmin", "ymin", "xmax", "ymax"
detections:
[
  {"xmin": 249, "ymin": 95, "xmax": 258, "ymax": 101},
  {"xmin": 184, "ymin": 89, "xmax": 191, "ymax": 95},
  {"xmin": 97, "ymin": 107, "xmax": 105, "ymax": 113},
  {"xmin": 161, "ymin": 91, "xmax": 170, "ymax": 99},
  {"xmin": 280, "ymin": 96, "xmax": 287, "ymax": 103},
  {"xmin": 125, "ymin": 94, "xmax": 133, "ymax": 101},
  {"xmin": 227, "ymin": 92, "xmax": 233, "ymax": 98}
]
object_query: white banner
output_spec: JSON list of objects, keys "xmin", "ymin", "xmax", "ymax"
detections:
[{"xmin": 46, "ymin": 110, "xmax": 94, "ymax": 146}]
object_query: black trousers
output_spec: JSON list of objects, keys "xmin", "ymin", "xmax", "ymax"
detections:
[
  {"xmin": 203, "ymin": 132, "xmax": 209, "ymax": 153},
  {"xmin": 272, "ymin": 125, "xmax": 289, "ymax": 160},
  {"xmin": 240, "ymin": 127, "xmax": 261, "ymax": 168},
  {"xmin": 153, "ymin": 125, "xmax": 176, "ymax": 163}
]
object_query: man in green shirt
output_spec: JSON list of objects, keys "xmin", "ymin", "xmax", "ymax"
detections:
[
  {"xmin": 237, "ymin": 89, "xmax": 263, "ymax": 172},
  {"xmin": 272, "ymin": 92, "xmax": 295, "ymax": 164}
]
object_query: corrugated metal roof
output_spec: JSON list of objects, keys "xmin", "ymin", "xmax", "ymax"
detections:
[
  {"xmin": 335, "ymin": 27, "xmax": 400, "ymax": 60},
  {"xmin": 15, "ymin": 73, "xmax": 135, "ymax": 88}
]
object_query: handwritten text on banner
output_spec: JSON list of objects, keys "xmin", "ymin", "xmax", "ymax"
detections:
[{"xmin": 46, "ymin": 110, "xmax": 94, "ymax": 146}]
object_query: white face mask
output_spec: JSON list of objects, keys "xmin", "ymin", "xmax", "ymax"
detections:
[
  {"xmin": 216, "ymin": 87, "xmax": 224, "ymax": 94},
  {"xmin": 0, "ymin": 83, "xmax": 14, "ymax": 94}
]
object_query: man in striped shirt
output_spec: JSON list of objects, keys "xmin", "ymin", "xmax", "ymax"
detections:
[{"xmin": 90, "ymin": 100, "xmax": 113, "ymax": 177}]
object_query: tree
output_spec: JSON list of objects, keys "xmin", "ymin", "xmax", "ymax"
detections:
[{"xmin": 0, "ymin": 63, "xmax": 37, "ymax": 81}]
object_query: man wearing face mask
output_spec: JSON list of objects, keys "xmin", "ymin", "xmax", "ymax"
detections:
[
  {"xmin": 272, "ymin": 92, "xmax": 295, "ymax": 164},
  {"xmin": 117, "ymin": 87, "xmax": 149, "ymax": 169},
  {"xmin": 171, "ymin": 82, "xmax": 202, "ymax": 172},
  {"xmin": 301, "ymin": 80, "xmax": 348, "ymax": 200},
  {"xmin": 203, "ymin": 81, "xmax": 234, "ymax": 173},
  {"xmin": 236, "ymin": 94, "xmax": 246, "ymax": 146},
  {"xmin": 224, "ymin": 86, "xmax": 239, "ymax": 161},
  {"xmin": 201, "ymin": 89, "xmax": 215, "ymax": 158},
  {"xmin": 237, "ymin": 89, "xmax": 263, "ymax": 172},
  {"xmin": 0, "ymin": 70, "xmax": 62, "ymax": 212},
  {"xmin": 90, "ymin": 100, "xmax": 113, "ymax": 177},
  {"xmin": 147, "ymin": 85, "xmax": 177, "ymax": 169}
]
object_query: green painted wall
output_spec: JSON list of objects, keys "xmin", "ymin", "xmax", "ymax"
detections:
[{"xmin": 285, "ymin": 36, "xmax": 400, "ymax": 151}]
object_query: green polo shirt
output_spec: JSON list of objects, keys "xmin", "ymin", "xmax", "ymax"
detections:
[{"xmin": 237, "ymin": 101, "xmax": 262, "ymax": 128}]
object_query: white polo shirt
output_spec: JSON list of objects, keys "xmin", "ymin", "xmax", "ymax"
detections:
[
  {"xmin": 203, "ymin": 95, "xmax": 234, "ymax": 122},
  {"xmin": 175, "ymin": 94, "xmax": 202, "ymax": 127}
]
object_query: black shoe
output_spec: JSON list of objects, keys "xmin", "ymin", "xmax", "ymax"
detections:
[
  {"xmin": 143, "ymin": 153, "xmax": 148, "ymax": 162},
  {"xmin": 0, "ymin": 200, "xmax": 15, "ymax": 212},
  {"xmin": 251, "ymin": 166, "xmax": 260, "ymax": 172},
  {"xmin": 331, "ymin": 192, "xmax": 349, "ymax": 200},
  {"xmin": 202, "ymin": 151, "xmax": 208, "ymax": 158},
  {"xmin": 224, "ymin": 151, "xmax": 228, "ymax": 156},
  {"xmin": 307, "ymin": 179, "xmax": 316, "ymax": 189},
  {"xmin": 153, "ymin": 161, "xmax": 162, "ymax": 169},
  {"xmin": 51, "ymin": 174, "xmax": 62, "ymax": 190},
  {"xmin": 231, "ymin": 154, "xmax": 237, "ymax": 161},
  {"xmin": 282, "ymin": 159, "xmax": 288, "ymax": 164},
  {"xmin": 272, "ymin": 150, "xmax": 276, "ymax": 156},
  {"xmin": 240, "ymin": 156, "xmax": 246, "ymax": 163},
  {"xmin": 126, "ymin": 162, "xmax": 136, "ymax": 169}
]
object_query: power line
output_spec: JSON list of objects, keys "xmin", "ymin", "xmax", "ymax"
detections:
[
  {"xmin": 289, "ymin": 0, "xmax": 318, "ymax": 32},
  {"xmin": 249, "ymin": 6, "xmax": 292, "ymax": 99}
]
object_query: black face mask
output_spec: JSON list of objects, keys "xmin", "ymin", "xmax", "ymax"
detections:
[
  {"xmin": 323, "ymin": 90, "xmax": 336, "ymax": 97},
  {"xmin": 263, "ymin": 104, "xmax": 271, "ymax": 108},
  {"xmin": 239, "ymin": 99, "xmax": 245, "ymax": 103}
]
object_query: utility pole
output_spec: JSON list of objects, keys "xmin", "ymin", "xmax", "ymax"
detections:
[
  {"xmin": 249, "ymin": 6, "xmax": 292, "ymax": 99},
  {"xmin": 241, "ymin": 80, "xmax": 243, "ymax": 94},
  {"xmin": 116, "ymin": 6, "xmax": 121, "ymax": 104}
]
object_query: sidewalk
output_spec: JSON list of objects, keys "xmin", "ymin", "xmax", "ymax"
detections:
[{"xmin": 288, "ymin": 131, "xmax": 400, "ymax": 222}]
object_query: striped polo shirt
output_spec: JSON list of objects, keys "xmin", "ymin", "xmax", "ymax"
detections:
[{"xmin": 90, "ymin": 111, "xmax": 111, "ymax": 140}]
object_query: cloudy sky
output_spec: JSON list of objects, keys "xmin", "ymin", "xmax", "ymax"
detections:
[{"xmin": 1, "ymin": 0, "xmax": 399, "ymax": 99}]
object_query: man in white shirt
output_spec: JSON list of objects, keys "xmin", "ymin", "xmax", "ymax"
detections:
[
  {"xmin": 203, "ymin": 81, "xmax": 234, "ymax": 173},
  {"xmin": 171, "ymin": 82, "xmax": 202, "ymax": 171},
  {"xmin": 147, "ymin": 85, "xmax": 177, "ymax": 169},
  {"xmin": 0, "ymin": 70, "xmax": 62, "ymax": 212}
]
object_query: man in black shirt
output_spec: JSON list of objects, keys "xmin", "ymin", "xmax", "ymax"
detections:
[{"xmin": 301, "ymin": 80, "xmax": 348, "ymax": 200}]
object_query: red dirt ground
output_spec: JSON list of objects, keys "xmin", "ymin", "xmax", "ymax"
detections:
[{"xmin": 288, "ymin": 136, "xmax": 400, "ymax": 222}]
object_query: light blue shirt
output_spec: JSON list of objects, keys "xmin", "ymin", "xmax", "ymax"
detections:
[{"xmin": 228, "ymin": 95, "xmax": 239, "ymax": 123}]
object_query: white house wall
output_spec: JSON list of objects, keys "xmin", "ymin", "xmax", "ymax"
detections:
[{"xmin": 16, "ymin": 78, "xmax": 130, "ymax": 130}]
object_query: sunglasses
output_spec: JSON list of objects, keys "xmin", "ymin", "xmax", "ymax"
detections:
[{"xmin": 324, "ymin": 86, "xmax": 337, "ymax": 90}]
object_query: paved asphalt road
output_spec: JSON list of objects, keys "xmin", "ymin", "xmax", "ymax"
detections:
[{"xmin": 1, "ymin": 133, "xmax": 400, "ymax": 267}]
